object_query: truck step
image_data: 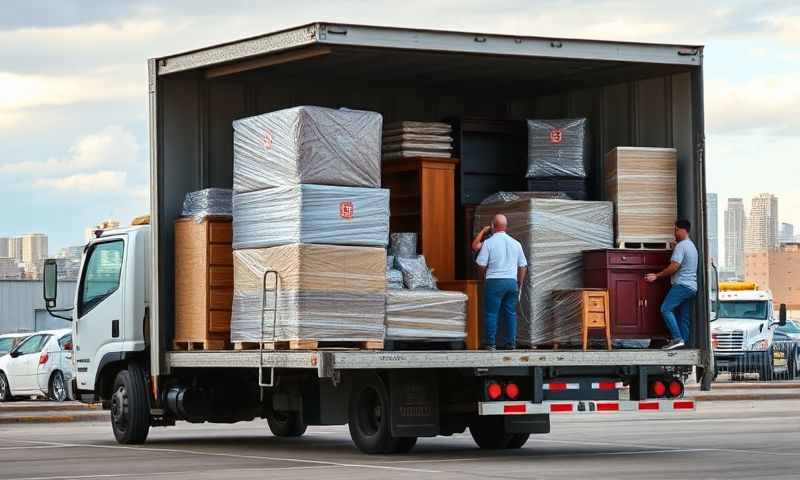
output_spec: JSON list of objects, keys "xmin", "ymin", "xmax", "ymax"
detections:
[
  {"xmin": 616, "ymin": 240, "xmax": 672, "ymax": 250},
  {"xmin": 383, "ymin": 339, "xmax": 465, "ymax": 351},
  {"xmin": 233, "ymin": 340, "xmax": 385, "ymax": 351},
  {"xmin": 173, "ymin": 339, "xmax": 228, "ymax": 351}
]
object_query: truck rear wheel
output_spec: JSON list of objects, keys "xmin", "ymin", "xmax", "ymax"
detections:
[
  {"xmin": 348, "ymin": 375, "xmax": 417, "ymax": 454},
  {"xmin": 110, "ymin": 364, "xmax": 151, "ymax": 444},
  {"xmin": 469, "ymin": 416, "xmax": 513, "ymax": 449},
  {"xmin": 267, "ymin": 411, "xmax": 307, "ymax": 437},
  {"xmin": 505, "ymin": 433, "xmax": 530, "ymax": 449}
]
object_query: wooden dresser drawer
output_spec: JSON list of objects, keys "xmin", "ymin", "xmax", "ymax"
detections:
[
  {"xmin": 608, "ymin": 252, "xmax": 643, "ymax": 265},
  {"xmin": 208, "ymin": 221, "xmax": 233, "ymax": 244},
  {"xmin": 209, "ymin": 265, "xmax": 234, "ymax": 287},
  {"xmin": 209, "ymin": 244, "xmax": 233, "ymax": 266},
  {"xmin": 586, "ymin": 294, "xmax": 607, "ymax": 312},
  {"xmin": 586, "ymin": 312, "xmax": 606, "ymax": 327},
  {"xmin": 209, "ymin": 287, "xmax": 233, "ymax": 310},
  {"xmin": 208, "ymin": 310, "xmax": 231, "ymax": 334}
]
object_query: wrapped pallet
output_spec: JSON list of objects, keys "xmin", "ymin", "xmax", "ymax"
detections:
[
  {"xmin": 181, "ymin": 188, "xmax": 233, "ymax": 219},
  {"xmin": 232, "ymin": 184, "xmax": 390, "ymax": 249},
  {"xmin": 233, "ymin": 106, "xmax": 382, "ymax": 192},
  {"xmin": 385, "ymin": 289, "xmax": 467, "ymax": 340},
  {"xmin": 474, "ymin": 194, "xmax": 613, "ymax": 347},
  {"xmin": 526, "ymin": 118, "xmax": 590, "ymax": 178},
  {"xmin": 230, "ymin": 244, "xmax": 386, "ymax": 343},
  {"xmin": 606, "ymin": 147, "xmax": 677, "ymax": 245}
]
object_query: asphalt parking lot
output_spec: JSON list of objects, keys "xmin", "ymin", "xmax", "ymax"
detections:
[{"xmin": 2, "ymin": 399, "xmax": 799, "ymax": 480}]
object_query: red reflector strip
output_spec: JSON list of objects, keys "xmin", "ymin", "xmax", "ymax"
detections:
[
  {"xmin": 591, "ymin": 382, "xmax": 622, "ymax": 390},
  {"xmin": 543, "ymin": 383, "xmax": 580, "ymax": 391},
  {"xmin": 638, "ymin": 402, "xmax": 660, "ymax": 411},
  {"xmin": 550, "ymin": 403, "xmax": 574, "ymax": 412},
  {"xmin": 673, "ymin": 400, "xmax": 695, "ymax": 410},
  {"xmin": 596, "ymin": 402, "xmax": 620, "ymax": 411},
  {"xmin": 503, "ymin": 404, "xmax": 527, "ymax": 414}
]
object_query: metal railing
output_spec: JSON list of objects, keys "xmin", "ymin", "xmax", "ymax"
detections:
[{"xmin": 713, "ymin": 340, "xmax": 798, "ymax": 382}]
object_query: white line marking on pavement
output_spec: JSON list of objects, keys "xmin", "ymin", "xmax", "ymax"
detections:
[
  {"xmin": 0, "ymin": 445, "xmax": 70, "ymax": 451},
  {"xmin": 11, "ymin": 465, "xmax": 339, "ymax": 480}
]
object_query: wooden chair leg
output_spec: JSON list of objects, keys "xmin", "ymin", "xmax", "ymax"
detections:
[
  {"xmin": 582, "ymin": 325, "xmax": 589, "ymax": 351},
  {"xmin": 605, "ymin": 324, "xmax": 612, "ymax": 350}
]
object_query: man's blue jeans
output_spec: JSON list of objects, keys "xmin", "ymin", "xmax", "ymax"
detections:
[
  {"xmin": 483, "ymin": 278, "xmax": 519, "ymax": 347},
  {"xmin": 660, "ymin": 284, "xmax": 697, "ymax": 344}
]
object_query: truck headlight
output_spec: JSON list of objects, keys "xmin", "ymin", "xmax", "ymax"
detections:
[{"xmin": 750, "ymin": 339, "xmax": 769, "ymax": 351}]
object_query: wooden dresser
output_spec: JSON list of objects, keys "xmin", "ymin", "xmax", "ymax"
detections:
[
  {"xmin": 382, "ymin": 157, "xmax": 458, "ymax": 281},
  {"xmin": 551, "ymin": 289, "xmax": 611, "ymax": 350},
  {"xmin": 583, "ymin": 249, "xmax": 671, "ymax": 340},
  {"xmin": 174, "ymin": 217, "xmax": 233, "ymax": 350}
]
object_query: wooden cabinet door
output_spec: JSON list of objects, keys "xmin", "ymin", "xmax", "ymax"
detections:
[
  {"xmin": 640, "ymin": 278, "xmax": 670, "ymax": 338},
  {"xmin": 609, "ymin": 271, "xmax": 643, "ymax": 337}
]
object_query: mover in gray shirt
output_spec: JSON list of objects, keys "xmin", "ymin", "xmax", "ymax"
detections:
[{"xmin": 645, "ymin": 219, "xmax": 698, "ymax": 350}]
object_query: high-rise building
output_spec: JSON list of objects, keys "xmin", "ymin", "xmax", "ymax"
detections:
[
  {"xmin": 8, "ymin": 236, "xmax": 23, "ymax": 262},
  {"xmin": 21, "ymin": 233, "xmax": 48, "ymax": 265},
  {"xmin": 779, "ymin": 223, "xmax": 795, "ymax": 244},
  {"xmin": 0, "ymin": 257, "xmax": 23, "ymax": 279},
  {"xmin": 724, "ymin": 198, "xmax": 746, "ymax": 278},
  {"xmin": 706, "ymin": 193, "xmax": 719, "ymax": 264},
  {"xmin": 745, "ymin": 193, "xmax": 779, "ymax": 252},
  {"xmin": 745, "ymin": 243, "xmax": 800, "ymax": 309}
]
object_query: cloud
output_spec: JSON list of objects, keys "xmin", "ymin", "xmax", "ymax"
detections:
[
  {"xmin": 33, "ymin": 171, "xmax": 128, "ymax": 193},
  {"xmin": 706, "ymin": 73, "xmax": 800, "ymax": 135}
]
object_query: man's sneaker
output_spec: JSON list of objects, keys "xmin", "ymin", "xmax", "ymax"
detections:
[
  {"xmin": 501, "ymin": 344, "xmax": 516, "ymax": 351},
  {"xmin": 483, "ymin": 344, "xmax": 497, "ymax": 351},
  {"xmin": 662, "ymin": 339, "xmax": 685, "ymax": 350}
]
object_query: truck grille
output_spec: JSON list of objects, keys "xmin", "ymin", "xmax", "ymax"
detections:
[{"xmin": 713, "ymin": 331, "xmax": 744, "ymax": 352}]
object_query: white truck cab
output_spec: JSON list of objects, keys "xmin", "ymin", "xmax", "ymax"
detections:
[{"xmin": 711, "ymin": 282, "xmax": 787, "ymax": 380}]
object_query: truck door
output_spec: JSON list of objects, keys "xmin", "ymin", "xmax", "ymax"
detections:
[{"xmin": 74, "ymin": 239, "xmax": 126, "ymax": 392}]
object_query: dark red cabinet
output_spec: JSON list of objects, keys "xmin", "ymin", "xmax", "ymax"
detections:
[{"xmin": 583, "ymin": 249, "xmax": 672, "ymax": 340}]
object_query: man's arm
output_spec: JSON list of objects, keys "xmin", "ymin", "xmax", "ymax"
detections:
[
  {"xmin": 477, "ymin": 265, "xmax": 488, "ymax": 281},
  {"xmin": 645, "ymin": 261, "xmax": 680, "ymax": 282},
  {"xmin": 471, "ymin": 226, "xmax": 491, "ymax": 253},
  {"xmin": 517, "ymin": 266, "xmax": 527, "ymax": 289},
  {"xmin": 475, "ymin": 241, "xmax": 489, "ymax": 281}
]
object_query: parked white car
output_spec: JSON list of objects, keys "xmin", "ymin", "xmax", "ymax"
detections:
[
  {"xmin": 0, "ymin": 333, "xmax": 30, "ymax": 356},
  {"xmin": 0, "ymin": 329, "xmax": 74, "ymax": 402}
]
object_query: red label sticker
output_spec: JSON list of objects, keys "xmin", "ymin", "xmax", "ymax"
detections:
[
  {"xmin": 339, "ymin": 201, "xmax": 354, "ymax": 219},
  {"xmin": 263, "ymin": 130, "xmax": 273, "ymax": 149},
  {"xmin": 549, "ymin": 128, "xmax": 562, "ymax": 144}
]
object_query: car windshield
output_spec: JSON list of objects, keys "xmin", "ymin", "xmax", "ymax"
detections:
[{"xmin": 718, "ymin": 301, "xmax": 769, "ymax": 320}]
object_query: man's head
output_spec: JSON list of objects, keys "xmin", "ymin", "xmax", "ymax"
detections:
[
  {"xmin": 674, "ymin": 219, "xmax": 691, "ymax": 241},
  {"xmin": 492, "ymin": 214, "xmax": 508, "ymax": 232}
]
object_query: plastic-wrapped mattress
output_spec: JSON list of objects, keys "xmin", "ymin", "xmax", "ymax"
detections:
[
  {"xmin": 385, "ymin": 289, "xmax": 467, "ymax": 340},
  {"xmin": 233, "ymin": 106, "xmax": 382, "ymax": 191},
  {"xmin": 232, "ymin": 184, "xmax": 389, "ymax": 249}
]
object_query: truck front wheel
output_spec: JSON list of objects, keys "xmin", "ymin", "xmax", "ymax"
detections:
[
  {"xmin": 267, "ymin": 411, "xmax": 307, "ymax": 437},
  {"xmin": 110, "ymin": 364, "xmax": 151, "ymax": 444},
  {"xmin": 348, "ymin": 375, "xmax": 417, "ymax": 454}
]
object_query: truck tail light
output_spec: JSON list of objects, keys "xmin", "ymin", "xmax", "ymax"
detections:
[
  {"xmin": 649, "ymin": 380, "xmax": 666, "ymax": 397},
  {"xmin": 486, "ymin": 381, "xmax": 503, "ymax": 400},
  {"xmin": 668, "ymin": 379, "xmax": 684, "ymax": 398},
  {"xmin": 39, "ymin": 352, "xmax": 49, "ymax": 365},
  {"xmin": 505, "ymin": 382, "xmax": 520, "ymax": 400}
]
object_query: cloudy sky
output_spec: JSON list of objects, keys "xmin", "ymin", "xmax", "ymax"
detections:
[{"xmin": 1, "ymin": 1, "xmax": 798, "ymax": 265}]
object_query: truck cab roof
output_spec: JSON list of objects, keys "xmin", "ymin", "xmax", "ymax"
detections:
[{"xmin": 719, "ymin": 290, "xmax": 772, "ymax": 302}]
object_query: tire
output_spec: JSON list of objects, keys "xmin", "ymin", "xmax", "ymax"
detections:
[
  {"xmin": 267, "ymin": 411, "xmax": 307, "ymax": 437},
  {"xmin": 110, "ymin": 364, "xmax": 151, "ymax": 444},
  {"xmin": 505, "ymin": 433, "xmax": 530, "ymax": 449},
  {"xmin": 49, "ymin": 371, "xmax": 68, "ymax": 402},
  {"xmin": 348, "ymin": 375, "xmax": 417, "ymax": 454},
  {"xmin": 758, "ymin": 349, "xmax": 774, "ymax": 382},
  {"xmin": 0, "ymin": 372, "xmax": 13, "ymax": 402},
  {"xmin": 469, "ymin": 416, "xmax": 512, "ymax": 450}
]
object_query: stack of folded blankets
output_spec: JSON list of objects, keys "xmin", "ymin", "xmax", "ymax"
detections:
[
  {"xmin": 384, "ymin": 233, "xmax": 467, "ymax": 342},
  {"xmin": 230, "ymin": 106, "xmax": 389, "ymax": 344},
  {"xmin": 382, "ymin": 121, "xmax": 453, "ymax": 160}
]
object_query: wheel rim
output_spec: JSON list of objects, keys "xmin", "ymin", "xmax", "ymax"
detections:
[
  {"xmin": 110, "ymin": 385, "xmax": 129, "ymax": 433},
  {"xmin": 356, "ymin": 386, "xmax": 382, "ymax": 436},
  {"xmin": 52, "ymin": 374, "xmax": 66, "ymax": 401},
  {"xmin": 0, "ymin": 375, "xmax": 6, "ymax": 400}
]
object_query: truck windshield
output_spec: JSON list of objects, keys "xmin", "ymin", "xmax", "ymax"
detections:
[{"xmin": 718, "ymin": 301, "xmax": 769, "ymax": 320}]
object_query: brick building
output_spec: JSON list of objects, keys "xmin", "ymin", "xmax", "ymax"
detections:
[{"xmin": 745, "ymin": 243, "xmax": 800, "ymax": 309}]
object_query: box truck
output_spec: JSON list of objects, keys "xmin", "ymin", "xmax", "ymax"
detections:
[{"xmin": 36, "ymin": 23, "xmax": 731, "ymax": 454}]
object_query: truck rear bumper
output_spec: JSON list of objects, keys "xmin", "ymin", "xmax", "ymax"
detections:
[{"xmin": 478, "ymin": 399, "xmax": 696, "ymax": 415}]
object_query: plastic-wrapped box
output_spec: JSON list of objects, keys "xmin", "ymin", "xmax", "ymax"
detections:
[
  {"xmin": 386, "ymin": 269, "xmax": 404, "ymax": 289},
  {"xmin": 230, "ymin": 244, "xmax": 386, "ymax": 343},
  {"xmin": 385, "ymin": 289, "xmax": 467, "ymax": 340},
  {"xmin": 475, "ymin": 194, "xmax": 613, "ymax": 347},
  {"xmin": 526, "ymin": 118, "xmax": 590, "ymax": 178},
  {"xmin": 389, "ymin": 233, "xmax": 417, "ymax": 258},
  {"xmin": 233, "ymin": 185, "xmax": 390, "ymax": 249},
  {"xmin": 233, "ymin": 106, "xmax": 382, "ymax": 192},
  {"xmin": 181, "ymin": 188, "xmax": 233, "ymax": 219},
  {"xmin": 395, "ymin": 255, "xmax": 437, "ymax": 290}
]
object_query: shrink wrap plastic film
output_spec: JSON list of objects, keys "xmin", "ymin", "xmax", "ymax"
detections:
[
  {"xmin": 526, "ymin": 118, "xmax": 590, "ymax": 178},
  {"xmin": 543, "ymin": 289, "xmax": 594, "ymax": 346},
  {"xmin": 386, "ymin": 269, "xmax": 404, "ymax": 289},
  {"xmin": 181, "ymin": 188, "xmax": 233, "ymax": 219},
  {"xmin": 233, "ymin": 106, "xmax": 382, "ymax": 192},
  {"xmin": 230, "ymin": 244, "xmax": 386, "ymax": 343},
  {"xmin": 475, "ymin": 194, "xmax": 613, "ymax": 346},
  {"xmin": 389, "ymin": 233, "xmax": 417, "ymax": 258},
  {"xmin": 232, "ymin": 184, "xmax": 390, "ymax": 249},
  {"xmin": 396, "ymin": 255, "xmax": 437, "ymax": 290},
  {"xmin": 385, "ymin": 289, "xmax": 467, "ymax": 340}
]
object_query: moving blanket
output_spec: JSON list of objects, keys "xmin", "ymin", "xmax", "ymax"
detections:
[
  {"xmin": 232, "ymin": 184, "xmax": 390, "ymax": 249},
  {"xmin": 230, "ymin": 244, "xmax": 386, "ymax": 343},
  {"xmin": 475, "ymin": 194, "xmax": 613, "ymax": 347},
  {"xmin": 526, "ymin": 118, "xmax": 590, "ymax": 178},
  {"xmin": 233, "ymin": 106, "xmax": 383, "ymax": 192},
  {"xmin": 385, "ymin": 289, "xmax": 467, "ymax": 340}
]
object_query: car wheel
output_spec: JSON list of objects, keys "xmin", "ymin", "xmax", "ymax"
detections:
[
  {"xmin": 110, "ymin": 364, "xmax": 151, "ymax": 444},
  {"xmin": 49, "ymin": 371, "xmax": 68, "ymax": 402},
  {"xmin": 0, "ymin": 372, "xmax": 13, "ymax": 402},
  {"xmin": 267, "ymin": 411, "xmax": 307, "ymax": 437}
]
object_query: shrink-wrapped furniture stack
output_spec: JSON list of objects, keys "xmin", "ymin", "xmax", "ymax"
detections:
[
  {"xmin": 230, "ymin": 106, "xmax": 389, "ymax": 347},
  {"xmin": 525, "ymin": 118, "xmax": 590, "ymax": 200},
  {"xmin": 382, "ymin": 121, "xmax": 453, "ymax": 160}
]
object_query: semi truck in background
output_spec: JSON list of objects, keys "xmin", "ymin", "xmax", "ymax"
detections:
[
  {"xmin": 712, "ymin": 282, "xmax": 789, "ymax": 380},
  {"xmin": 29, "ymin": 23, "xmax": 735, "ymax": 454}
]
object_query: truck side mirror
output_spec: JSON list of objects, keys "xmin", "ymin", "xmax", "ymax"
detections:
[
  {"xmin": 43, "ymin": 259, "xmax": 58, "ymax": 308},
  {"xmin": 779, "ymin": 304, "xmax": 787, "ymax": 326}
]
